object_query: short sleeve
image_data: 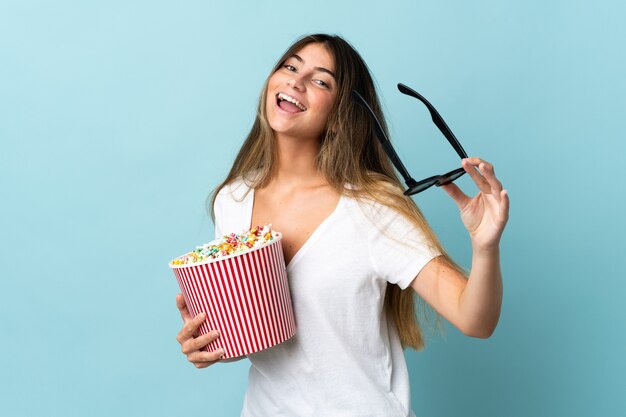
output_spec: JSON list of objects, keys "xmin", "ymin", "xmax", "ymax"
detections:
[{"xmin": 366, "ymin": 203, "xmax": 442, "ymax": 289}]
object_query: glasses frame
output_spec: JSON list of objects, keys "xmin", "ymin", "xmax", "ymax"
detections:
[{"xmin": 352, "ymin": 83, "xmax": 469, "ymax": 196}]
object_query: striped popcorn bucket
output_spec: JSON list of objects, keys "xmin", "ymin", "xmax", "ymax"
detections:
[{"xmin": 169, "ymin": 233, "xmax": 296, "ymax": 359}]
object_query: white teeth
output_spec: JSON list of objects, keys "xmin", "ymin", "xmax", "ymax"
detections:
[{"xmin": 277, "ymin": 93, "xmax": 307, "ymax": 111}]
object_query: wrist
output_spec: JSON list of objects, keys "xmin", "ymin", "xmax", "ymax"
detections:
[{"xmin": 471, "ymin": 242, "xmax": 500, "ymax": 258}]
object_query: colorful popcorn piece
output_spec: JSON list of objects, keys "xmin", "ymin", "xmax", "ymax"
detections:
[{"xmin": 170, "ymin": 224, "xmax": 278, "ymax": 265}]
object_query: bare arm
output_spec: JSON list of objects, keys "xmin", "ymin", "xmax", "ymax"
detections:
[{"xmin": 410, "ymin": 157, "xmax": 509, "ymax": 338}]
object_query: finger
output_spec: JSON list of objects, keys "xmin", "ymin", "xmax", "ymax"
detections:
[
  {"xmin": 440, "ymin": 182, "xmax": 470, "ymax": 209},
  {"xmin": 182, "ymin": 330, "xmax": 221, "ymax": 354},
  {"xmin": 176, "ymin": 293, "xmax": 192, "ymax": 323},
  {"xmin": 477, "ymin": 161, "xmax": 503, "ymax": 195},
  {"xmin": 188, "ymin": 348, "xmax": 225, "ymax": 364},
  {"xmin": 192, "ymin": 351, "xmax": 224, "ymax": 368},
  {"xmin": 177, "ymin": 312, "xmax": 206, "ymax": 343},
  {"xmin": 462, "ymin": 158, "xmax": 491, "ymax": 194},
  {"xmin": 499, "ymin": 189, "xmax": 510, "ymax": 222},
  {"xmin": 193, "ymin": 357, "xmax": 222, "ymax": 369}
]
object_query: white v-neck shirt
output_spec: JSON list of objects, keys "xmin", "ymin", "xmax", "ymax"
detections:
[{"xmin": 213, "ymin": 176, "xmax": 441, "ymax": 417}]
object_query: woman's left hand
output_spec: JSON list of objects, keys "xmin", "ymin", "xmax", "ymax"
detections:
[{"xmin": 440, "ymin": 157, "xmax": 510, "ymax": 251}]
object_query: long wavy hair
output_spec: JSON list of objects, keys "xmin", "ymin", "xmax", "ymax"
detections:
[{"xmin": 206, "ymin": 33, "xmax": 466, "ymax": 350}]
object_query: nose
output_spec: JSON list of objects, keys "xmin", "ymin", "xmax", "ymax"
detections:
[{"xmin": 287, "ymin": 75, "xmax": 305, "ymax": 91}]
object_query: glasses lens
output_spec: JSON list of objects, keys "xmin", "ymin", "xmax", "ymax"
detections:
[
  {"xmin": 405, "ymin": 175, "xmax": 440, "ymax": 195},
  {"xmin": 437, "ymin": 167, "xmax": 466, "ymax": 186}
]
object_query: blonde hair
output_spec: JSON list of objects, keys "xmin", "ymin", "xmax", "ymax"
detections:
[{"xmin": 206, "ymin": 34, "xmax": 466, "ymax": 350}]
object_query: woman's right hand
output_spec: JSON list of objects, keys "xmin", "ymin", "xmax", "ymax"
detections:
[{"xmin": 176, "ymin": 293, "xmax": 224, "ymax": 368}]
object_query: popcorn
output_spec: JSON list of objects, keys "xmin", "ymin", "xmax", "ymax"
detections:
[
  {"xmin": 168, "ymin": 222, "xmax": 294, "ymax": 359},
  {"xmin": 170, "ymin": 224, "xmax": 278, "ymax": 265}
]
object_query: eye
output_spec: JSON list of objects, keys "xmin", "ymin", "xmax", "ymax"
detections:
[
  {"xmin": 283, "ymin": 64, "xmax": 297, "ymax": 72},
  {"xmin": 314, "ymin": 79, "xmax": 330, "ymax": 89}
]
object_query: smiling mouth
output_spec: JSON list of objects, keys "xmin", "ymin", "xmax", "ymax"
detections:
[{"xmin": 276, "ymin": 93, "xmax": 307, "ymax": 113}]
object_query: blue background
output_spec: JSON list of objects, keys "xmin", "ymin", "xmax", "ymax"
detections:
[{"xmin": 1, "ymin": 1, "xmax": 624, "ymax": 416}]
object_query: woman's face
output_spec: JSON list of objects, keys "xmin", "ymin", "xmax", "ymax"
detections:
[{"xmin": 265, "ymin": 42, "xmax": 337, "ymax": 140}]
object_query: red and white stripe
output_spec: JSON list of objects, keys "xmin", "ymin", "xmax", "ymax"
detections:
[{"xmin": 171, "ymin": 238, "xmax": 296, "ymax": 359}]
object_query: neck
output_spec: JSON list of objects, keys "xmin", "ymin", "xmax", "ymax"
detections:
[{"xmin": 270, "ymin": 132, "xmax": 326, "ymax": 190}]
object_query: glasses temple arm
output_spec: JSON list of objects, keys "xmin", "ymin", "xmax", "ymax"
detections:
[
  {"xmin": 351, "ymin": 91, "xmax": 417, "ymax": 186},
  {"xmin": 397, "ymin": 83, "xmax": 468, "ymax": 159},
  {"xmin": 431, "ymin": 113, "xmax": 468, "ymax": 159}
]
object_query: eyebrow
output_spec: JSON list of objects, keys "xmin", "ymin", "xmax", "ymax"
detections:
[{"xmin": 289, "ymin": 54, "xmax": 336, "ymax": 79}]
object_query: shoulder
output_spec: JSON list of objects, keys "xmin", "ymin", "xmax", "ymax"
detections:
[
  {"xmin": 342, "ymin": 186, "xmax": 442, "ymax": 289},
  {"xmin": 213, "ymin": 176, "xmax": 252, "ymax": 227},
  {"xmin": 213, "ymin": 174, "xmax": 256, "ymax": 238},
  {"xmin": 341, "ymin": 186, "xmax": 401, "ymax": 225},
  {"xmin": 215, "ymin": 174, "xmax": 256, "ymax": 205},
  {"xmin": 341, "ymin": 185, "xmax": 433, "ymax": 245}
]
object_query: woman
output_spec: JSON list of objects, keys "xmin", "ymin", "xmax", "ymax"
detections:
[{"xmin": 175, "ymin": 33, "xmax": 509, "ymax": 416}]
